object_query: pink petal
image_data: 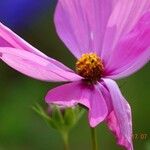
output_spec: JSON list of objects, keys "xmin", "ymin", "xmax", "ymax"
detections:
[
  {"xmin": 54, "ymin": 0, "xmax": 114, "ymax": 58},
  {"xmin": 0, "ymin": 23, "xmax": 81, "ymax": 82},
  {"xmin": 104, "ymin": 12, "xmax": 150, "ymax": 79},
  {"xmin": 103, "ymin": 78, "xmax": 133, "ymax": 150},
  {"xmin": 101, "ymin": 0, "xmax": 150, "ymax": 61},
  {"xmin": 0, "ymin": 22, "xmax": 47, "ymax": 57},
  {"xmin": 45, "ymin": 81, "xmax": 90, "ymax": 107},
  {"xmin": 97, "ymin": 82, "xmax": 112, "ymax": 114},
  {"xmin": 45, "ymin": 81, "xmax": 108, "ymax": 127},
  {"xmin": 0, "ymin": 22, "xmax": 75, "ymax": 72},
  {"xmin": 89, "ymin": 84, "xmax": 108, "ymax": 127},
  {"xmin": 0, "ymin": 47, "xmax": 81, "ymax": 82}
]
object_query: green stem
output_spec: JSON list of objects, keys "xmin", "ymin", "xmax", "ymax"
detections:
[
  {"xmin": 90, "ymin": 127, "xmax": 98, "ymax": 150},
  {"xmin": 61, "ymin": 132, "xmax": 70, "ymax": 150}
]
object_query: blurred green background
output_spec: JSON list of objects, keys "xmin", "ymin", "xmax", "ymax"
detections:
[{"xmin": 0, "ymin": 1, "xmax": 150, "ymax": 150}]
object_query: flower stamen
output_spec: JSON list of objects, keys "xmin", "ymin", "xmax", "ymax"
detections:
[{"xmin": 76, "ymin": 53, "xmax": 104, "ymax": 82}]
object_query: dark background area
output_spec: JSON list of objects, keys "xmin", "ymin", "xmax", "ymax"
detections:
[{"xmin": 0, "ymin": 1, "xmax": 150, "ymax": 150}]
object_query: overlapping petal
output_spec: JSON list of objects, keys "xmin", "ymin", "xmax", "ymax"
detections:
[
  {"xmin": 0, "ymin": 23, "xmax": 81, "ymax": 82},
  {"xmin": 0, "ymin": 22, "xmax": 47, "ymax": 57},
  {"xmin": 0, "ymin": 22, "xmax": 79, "ymax": 72},
  {"xmin": 101, "ymin": 0, "xmax": 150, "ymax": 61},
  {"xmin": 103, "ymin": 78, "xmax": 133, "ymax": 150},
  {"xmin": 45, "ymin": 81, "xmax": 108, "ymax": 127},
  {"xmin": 104, "ymin": 12, "xmax": 150, "ymax": 79},
  {"xmin": 0, "ymin": 47, "xmax": 81, "ymax": 82},
  {"xmin": 89, "ymin": 84, "xmax": 108, "ymax": 127},
  {"xmin": 54, "ymin": 0, "xmax": 114, "ymax": 58}
]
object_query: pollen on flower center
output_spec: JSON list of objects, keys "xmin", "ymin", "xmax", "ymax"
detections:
[{"xmin": 76, "ymin": 53, "xmax": 104, "ymax": 82}]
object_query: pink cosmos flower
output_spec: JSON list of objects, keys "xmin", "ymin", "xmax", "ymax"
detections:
[{"xmin": 0, "ymin": 1, "xmax": 150, "ymax": 150}]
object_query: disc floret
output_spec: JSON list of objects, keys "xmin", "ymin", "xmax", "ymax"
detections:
[{"xmin": 76, "ymin": 53, "xmax": 104, "ymax": 82}]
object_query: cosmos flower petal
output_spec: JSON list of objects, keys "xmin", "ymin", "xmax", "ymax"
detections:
[
  {"xmin": 0, "ymin": 22, "xmax": 48, "ymax": 58},
  {"xmin": 0, "ymin": 22, "xmax": 75, "ymax": 72},
  {"xmin": 97, "ymin": 81, "xmax": 112, "ymax": 114},
  {"xmin": 54, "ymin": 0, "xmax": 114, "ymax": 58},
  {"xmin": 45, "ymin": 81, "xmax": 91, "ymax": 108},
  {"xmin": 104, "ymin": 12, "xmax": 150, "ymax": 79},
  {"xmin": 89, "ymin": 84, "xmax": 108, "ymax": 127},
  {"xmin": 0, "ymin": 47, "xmax": 82, "ymax": 82},
  {"xmin": 45, "ymin": 81, "xmax": 108, "ymax": 127},
  {"xmin": 0, "ymin": 23, "xmax": 80, "ymax": 81},
  {"xmin": 101, "ymin": 0, "xmax": 150, "ymax": 61},
  {"xmin": 103, "ymin": 78, "xmax": 133, "ymax": 150}
]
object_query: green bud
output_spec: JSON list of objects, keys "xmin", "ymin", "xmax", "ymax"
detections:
[{"xmin": 32, "ymin": 103, "xmax": 85, "ymax": 133}]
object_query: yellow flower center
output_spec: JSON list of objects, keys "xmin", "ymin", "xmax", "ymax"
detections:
[{"xmin": 76, "ymin": 53, "xmax": 104, "ymax": 82}]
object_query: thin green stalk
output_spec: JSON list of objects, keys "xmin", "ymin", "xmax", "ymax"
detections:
[
  {"xmin": 90, "ymin": 127, "xmax": 98, "ymax": 150},
  {"xmin": 61, "ymin": 132, "xmax": 70, "ymax": 150}
]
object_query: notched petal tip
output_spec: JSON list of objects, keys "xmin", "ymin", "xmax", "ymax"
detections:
[{"xmin": 89, "ymin": 114, "xmax": 106, "ymax": 128}]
